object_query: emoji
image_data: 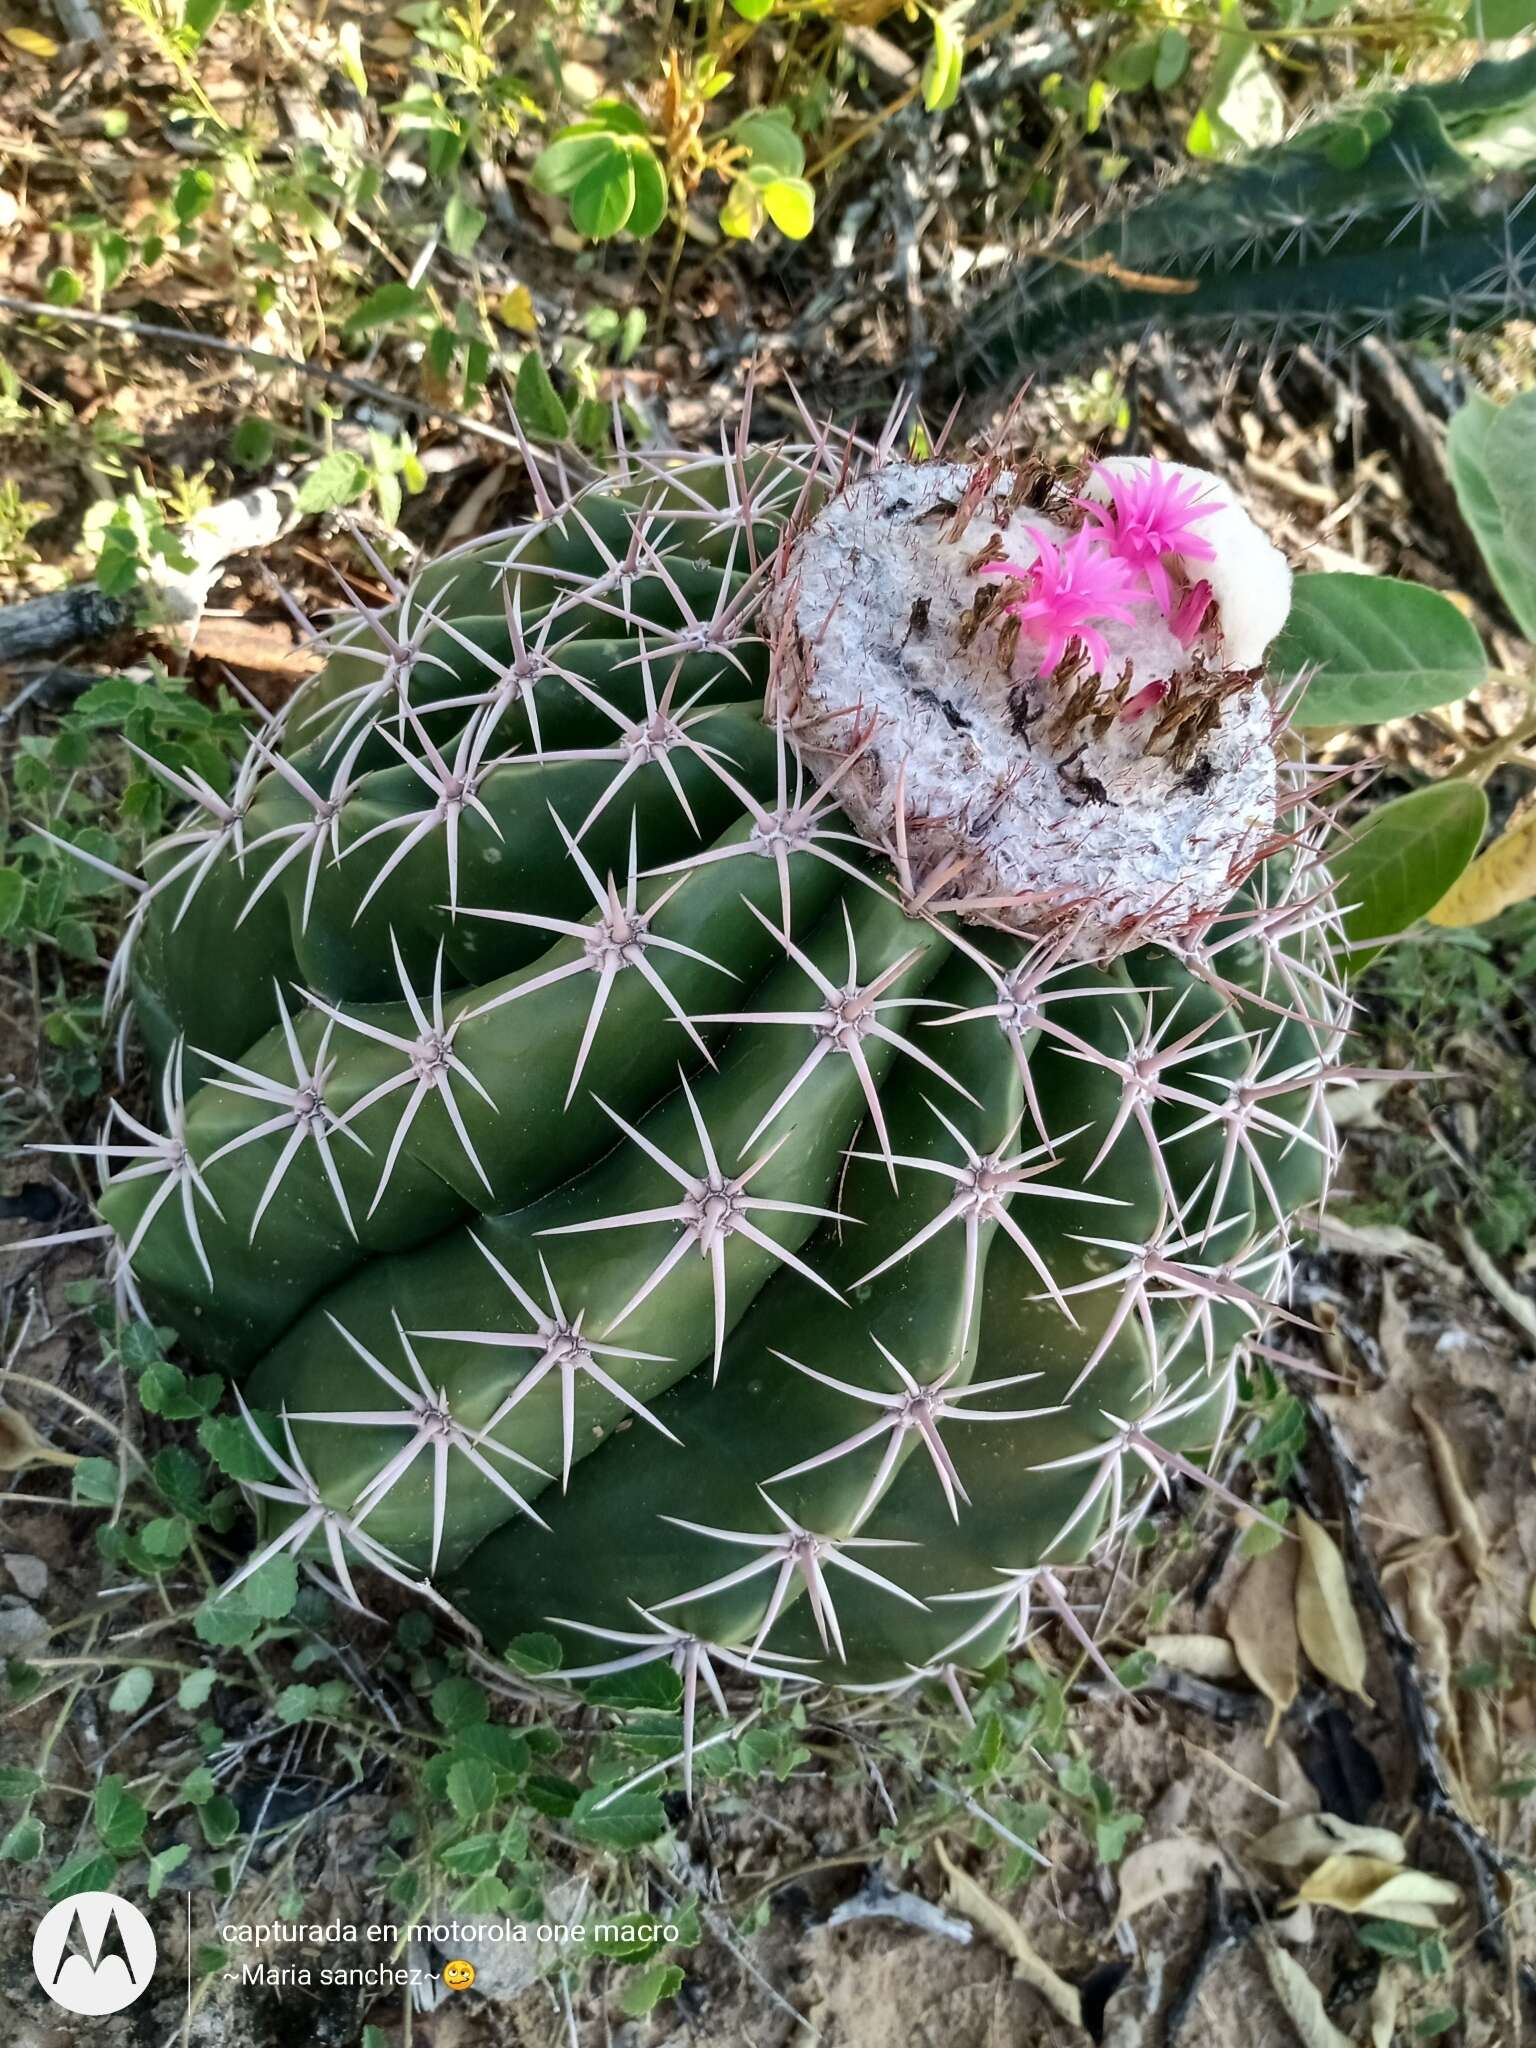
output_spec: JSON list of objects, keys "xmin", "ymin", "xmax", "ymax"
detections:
[{"xmin": 441, "ymin": 1958, "xmax": 476, "ymax": 1992}]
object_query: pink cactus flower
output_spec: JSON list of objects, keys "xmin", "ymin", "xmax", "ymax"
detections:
[
  {"xmin": 979, "ymin": 529, "xmax": 1144, "ymax": 678},
  {"xmin": 1168, "ymin": 578, "xmax": 1215, "ymax": 650},
  {"xmin": 1077, "ymin": 461, "xmax": 1220, "ymax": 613}
]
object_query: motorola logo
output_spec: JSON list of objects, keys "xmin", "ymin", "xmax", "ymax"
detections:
[{"xmin": 31, "ymin": 1889, "xmax": 157, "ymax": 2016}]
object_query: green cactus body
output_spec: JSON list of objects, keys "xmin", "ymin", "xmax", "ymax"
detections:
[
  {"xmin": 952, "ymin": 51, "xmax": 1536, "ymax": 388},
  {"xmin": 32, "ymin": 417, "xmax": 1352, "ymax": 1784}
]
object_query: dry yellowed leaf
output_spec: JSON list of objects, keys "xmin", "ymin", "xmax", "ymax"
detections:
[
  {"xmin": 1454, "ymin": 1218, "xmax": 1536, "ymax": 1345},
  {"xmin": 498, "ymin": 284, "xmax": 540, "ymax": 336},
  {"xmin": 1249, "ymin": 1812, "xmax": 1406, "ymax": 1873},
  {"xmin": 1115, "ymin": 1837, "xmax": 1230, "ymax": 1920},
  {"xmin": 1228, "ymin": 1538, "xmax": 1300, "ymax": 1744},
  {"xmin": 1529, "ymin": 1573, "xmax": 1536, "ymax": 1634},
  {"xmin": 1429, "ymin": 801, "xmax": 1536, "ymax": 928},
  {"xmin": 1261, "ymin": 1943, "xmax": 1354, "ymax": 2048},
  {"xmin": 0, "ymin": 1404, "xmax": 78, "ymax": 1473},
  {"xmin": 1297, "ymin": 1852, "xmax": 1460, "ymax": 1928},
  {"xmin": 1145, "ymin": 1632, "xmax": 1240, "ymax": 1680},
  {"xmin": 1369, "ymin": 1965, "xmax": 1407, "ymax": 2048},
  {"xmin": 1294, "ymin": 1511, "xmax": 1371, "ymax": 1703},
  {"xmin": 2, "ymin": 24, "xmax": 60, "ymax": 57},
  {"xmin": 1412, "ymin": 1398, "xmax": 1491, "ymax": 1581},
  {"xmin": 933, "ymin": 1838, "xmax": 1082, "ymax": 2031}
]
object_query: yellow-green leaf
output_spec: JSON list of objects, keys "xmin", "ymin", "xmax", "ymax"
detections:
[
  {"xmin": 1294, "ymin": 1511, "xmax": 1371, "ymax": 1702},
  {"xmin": 761, "ymin": 177, "xmax": 814, "ymax": 240},
  {"xmin": 1297, "ymin": 1853, "xmax": 1460, "ymax": 1927},
  {"xmin": 3, "ymin": 25, "xmax": 60, "ymax": 57},
  {"xmin": 1427, "ymin": 802, "xmax": 1536, "ymax": 927}
]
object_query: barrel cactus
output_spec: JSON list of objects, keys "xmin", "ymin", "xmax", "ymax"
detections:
[{"xmin": 28, "ymin": 406, "xmax": 1352, "ymax": 1787}]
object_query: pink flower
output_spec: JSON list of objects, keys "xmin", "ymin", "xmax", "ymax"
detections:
[
  {"xmin": 1076, "ymin": 461, "xmax": 1219, "ymax": 613},
  {"xmin": 1169, "ymin": 578, "xmax": 1214, "ymax": 649},
  {"xmin": 979, "ymin": 529, "xmax": 1144, "ymax": 678}
]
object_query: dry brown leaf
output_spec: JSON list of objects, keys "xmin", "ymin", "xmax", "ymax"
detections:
[
  {"xmin": 0, "ymin": 1405, "xmax": 78, "ymax": 1473},
  {"xmin": 1310, "ymin": 1214, "xmax": 1459, "ymax": 1284},
  {"xmin": 1228, "ymin": 1538, "xmax": 1300, "ymax": 1744},
  {"xmin": 1115, "ymin": 1837, "xmax": 1230, "ymax": 1920},
  {"xmin": 933, "ymin": 1838, "xmax": 1082, "ymax": 2031},
  {"xmin": 1412, "ymin": 1398, "xmax": 1491, "ymax": 1581},
  {"xmin": 1145, "ymin": 1632, "xmax": 1240, "ymax": 1679},
  {"xmin": 1454, "ymin": 1219, "xmax": 1536, "ymax": 1345},
  {"xmin": 1294, "ymin": 1511, "xmax": 1372, "ymax": 1703},
  {"xmin": 1249, "ymin": 1813, "xmax": 1406, "ymax": 1872},
  {"xmin": 1368, "ymin": 1965, "xmax": 1408, "ymax": 2048},
  {"xmin": 1262, "ymin": 1943, "xmax": 1354, "ymax": 2048},
  {"xmin": 1297, "ymin": 1853, "xmax": 1460, "ymax": 1928}
]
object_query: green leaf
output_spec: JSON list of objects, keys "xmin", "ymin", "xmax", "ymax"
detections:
[
  {"xmin": 196, "ymin": 1554, "xmax": 298, "ymax": 1644},
  {"xmin": 431, "ymin": 1676, "xmax": 489, "ymax": 1732},
  {"xmin": 570, "ymin": 150, "xmax": 636, "ymax": 240},
  {"xmin": 201, "ymin": 1794, "xmax": 240, "ymax": 1848},
  {"xmin": 276, "ymin": 1683, "xmax": 320, "ymax": 1724},
  {"xmin": 1463, "ymin": 0, "xmax": 1536, "ymax": 33},
  {"xmin": 626, "ymin": 147, "xmax": 668, "ymax": 239},
  {"xmin": 94, "ymin": 1774, "xmax": 147, "ymax": 1853},
  {"xmin": 760, "ymin": 176, "xmax": 815, "ymax": 239},
  {"xmin": 178, "ymin": 1668, "xmax": 217, "ymax": 1710},
  {"xmin": 0, "ymin": 866, "xmax": 24, "ymax": 934},
  {"xmin": 514, "ymin": 353, "xmax": 570, "ymax": 441},
  {"xmin": 446, "ymin": 1757, "xmax": 497, "ymax": 1820},
  {"xmin": 505, "ymin": 1631, "xmax": 561, "ymax": 1676},
  {"xmin": 1, "ymin": 1817, "xmax": 44, "ymax": 1863},
  {"xmin": 148, "ymin": 1842, "xmax": 190, "ymax": 1898},
  {"xmin": 443, "ymin": 191, "xmax": 486, "ymax": 257},
  {"xmin": 1329, "ymin": 782, "xmax": 1489, "ymax": 974},
  {"xmin": 72, "ymin": 1456, "xmax": 119, "ymax": 1506},
  {"xmin": 922, "ymin": 13, "xmax": 965, "ymax": 112},
  {"xmin": 1447, "ymin": 389, "xmax": 1536, "ymax": 640},
  {"xmin": 619, "ymin": 1963, "xmax": 684, "ymax": 2018},
  {"xmin": 531, "ymin": 132, "xmax": 616, "ymax": 196},
  {"xmin": 344, "ymin": 283, "xmax": 428, "ymax": 337},
  {"xmin": 731, "ymin": 109, "xmax": 804, "ymax": 178},
  {"xmin": 729, "ymin": 0, "xmax": 776, "ymax": 18},
  {"xmin": 198, "ymin": 1410, "xmax": 274, "ymax": 1482},
  {"xmin": 0, "ymin": 1767, "xmax": 43, "ymax": 1798},
  {"xmin": 48, "ymin": 1850, "xmax": 117, "ymax": 1902},
  {"xmin": 571, "ymin": 1784, "xmax": 667, "ymax": 1849},
  {"xmin": 1154, "ymin": 27, "xmax": 1191, "ymax": 90},
  {"xmin": 1106, "ymin": 39, "xmax": 1159, "ymax": 91},
  {"xmin": 1277, "ymin": 574, "xmax": 1487, "ymax": 726},
  {"xmin": 295, "ymin": 450, "xmax": 370, "ymax": 515},
  {"xmin": 108, "ymin": 1666, "xmax": 155, "ymax": 1715}
]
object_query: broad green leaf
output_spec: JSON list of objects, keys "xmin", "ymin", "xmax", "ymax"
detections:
[
  {"xmin": 446, "ymin": 1757, "xmax": 497, "ymax": 1819},
  {"xmin": 729, "ymin": 0, "xmax": 776, "ymax": 18},
  {"xmin": 95, "ymin": 1774, "xmax": 147, "ymax": 1853},
  {"xmin": 344, "ymin": 282, "xmax": 427, "ymax": 337},
  {"xmin": 570, "ymin": 150, "xmax": 635, "ymax": 239},
  {"xmin": 1330, "ymin": 782, "xmax": 1488, "ymax": 973},
  {"xmin": 571, "ymin": 1784, "xmax": 667, "ymax": 1848},
  {"xmin": 48, "ymin": 1850, "xmax": 117, "ymax": 1902},
  {"xmin": 761, "ymin": 176, "xmax": 815, "ymax": 239},
  {"xmin": 922, "ymin": 14, "xmax": 965, "ymax": 112},
  {"xmin": 1, "ymin": 1817, "xmax": 44, "ymax": 1862},
  {"xmin": 588, "ymin": 99, "xmax": 650, "ymax": 138},
  {"xmin": 0, "ymin": 867, "xmax": 25, "ymax": 934},
  {"xmin": 1154, "ymin": 27, "xmax": 1191, "ymax": 89},
  {"xmin": 1277, "ymin": 574, "xmax": 1487, "ymax": 726},
  {"xmin": 626, "ymin": 148, "xmax": 668, "ymax": 239},
  {"xmin": 229, "ymin": 417, "xmax": 274, "ymax": 472},
  {"xmin": 1106, "ymin": 39, "xmax": 1159, "ymax": 92},
  {"xmin": 1428, "ymin": 803, "xmax": 1536, "ymax": 926},
  {"xmin": 532, "ymin": 132, "xmax": 616, "ymax": 196},
  {"xmin": 731, "ymin": 109, "xmax": 804, "ymax": 178},
  {"xmin": 0, "ymin": 1767, "xmax": 42, "ymax": 1798},
  {"xmin": 514, "ymin": 352, "xmax": 570, "ymax": 441},
  {"xmin": 1463, "ymin": 0, "xmax": 1536, "ymax": 33},
  {"xmin": 108, "ymin": 1666, "xmax": 154, "ymax": 1714},
  {"xmin": 148, "ymin": 1842, "xmax": 190, "ymax": 1898},
  {"xmin": 295, "ymin": 450, "xmax": 370, "ymax": 515},
  {"xmin": 1447, "ymin": 390, "xmax": 1536, "ymax": 640},
  {"xmin": 619, "ymin": 1963, "xmax": 684, "ymax": 2018},
  {"xmin": 443, "ymin": 191, "xmax": 486, "ymax": 256}
]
